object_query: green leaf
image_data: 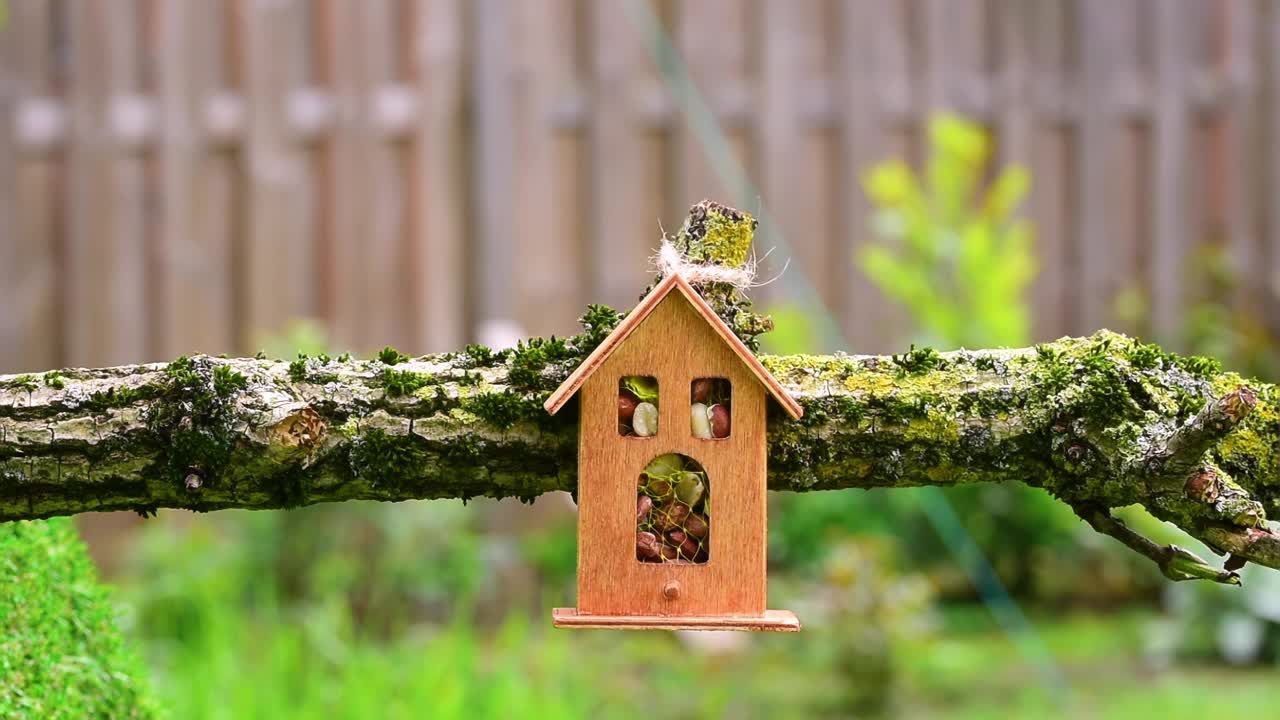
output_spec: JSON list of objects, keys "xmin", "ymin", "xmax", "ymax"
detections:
[
  {"xmin": 621, "ymin": 376, "xmax": 659, "ymax": 404},
  {"xmin": 862, "ymin": 160, "xmax": 917, "ymax": 207}
]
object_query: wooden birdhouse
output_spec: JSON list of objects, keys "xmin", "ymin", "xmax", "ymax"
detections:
[{"xmin": 544, "ymin": 273, "xmax": 803, "ymax": 631}]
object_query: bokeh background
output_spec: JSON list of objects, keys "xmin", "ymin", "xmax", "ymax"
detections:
[{"xmin": 4, "ymin": 0, "xmax": 1280, "ymax": 718}]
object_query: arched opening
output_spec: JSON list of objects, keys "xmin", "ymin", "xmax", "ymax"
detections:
[{"xmin": 635, "ymin": 453, "xmax": 709, "ymax": 564}]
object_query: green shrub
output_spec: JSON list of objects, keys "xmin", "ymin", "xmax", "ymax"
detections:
[
  {"xmin": 859, "ymin": 112, "xmax": 1037, "ymax": 349},
  {"xmin": 0, "ymin": 518, "xmax": 159, "ymax": 719}
]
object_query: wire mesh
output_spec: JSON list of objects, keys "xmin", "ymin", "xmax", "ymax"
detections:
[{"xmin": 637, "ymin": 453, "xmax": 709, "ymax": 563}]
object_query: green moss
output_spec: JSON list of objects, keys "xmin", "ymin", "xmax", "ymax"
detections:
[
  {"xmin": 507, "ymin": 335, "xmax": 574, "ymax": 391},
  {"xmin": 572, "ymin": 304, "xmax": 623, "ymax": 354},
  {"xmin": 381, "ymin": 368, "xmax": 436, "ymax": 398},
  {"xmin": 377, "ymin": 346, "xmax": 410, "ymax": 365},
  {"xmin": 84, "ymin": 385, "xmax": 149, "ymax": 413},
  {"xmin": 289, "ymin": 356, "xmax": 308, "ymax": 382},
  {"xmin": 288, "ymin": 353, "xmax": 339, "ymax": 384},
  {"xmin": 145, "ymin": 356, "xmax": 248, "ymax": 486},
  {"xmin": 972, "ymin": 355, "xmax": 998, "ymax": 372},
  {"xmin": 463, "ymin": 391, "xmax": 542, "ymax": 429},
  {"xmin": 212, "ymin": 364, "xmax": 247, "ymax": 396},
  {"xmin": 1178, "ymin": 354, "xmax": 1222, "ymax": 378},
  {"xmin": 347, "ymin": 428, "xmax": 428, "ymax": 489},
  {"xmin": 6, "ymin": 374, "xmax": 37, "ymax": 393},
  {"xmin": 892, "ymin": 345, "xmax": 943, "ymax": 374},
  {"xmin": 42, "ymin": 371, "xmax": 65, "ymax": 390},
  {"xmin": 1075, "ymin": 339, "xmax": 1132, "ymax": 418},
  {"xmin": 463, "ymin": 343, "xmax": 498, "ymax": 367},
  {"xmin": 0, "ymin": 518, "xmax": 159, "ymax": 719},
  {"xmin": 1215, "ymin": 381, "xmax": 1280, "ymax": 482},
  {"xmin": 678, "ymin": 202, "xmax": 756, "ymax": 267},
  {"xmin": 164, "ymin": 355, "xmax": 198, "ymax": 385},
  {"xmin": 1125, "ymin": 341, "xmax": 1165, "ymax": 371}
]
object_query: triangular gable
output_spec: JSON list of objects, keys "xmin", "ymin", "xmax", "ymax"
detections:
[{"xmin": 543, "ymin": 273, "xmax": 804, "ymax": 420}]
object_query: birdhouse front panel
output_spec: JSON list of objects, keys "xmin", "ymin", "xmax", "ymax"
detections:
[{"xmin": 575, "ymin": 290, "xmax": 768, "ymax": 617}]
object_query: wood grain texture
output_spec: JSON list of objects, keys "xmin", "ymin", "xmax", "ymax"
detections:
[
  {"xmin": 552, "ymin": 608, "xmax": 800, "ymax": 632},
  {"xmin": 544, "ymin": 273, "xmax": 803, "ymax": 420},
  {"xmin": 574, "ymin": 290, "xmax": 772, "ymax": 618}
]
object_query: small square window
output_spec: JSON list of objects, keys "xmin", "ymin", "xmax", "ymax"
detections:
[
  {"xmin": 618, "ymin": 376, "xmax": 659, "ymax": 437},
  {"xmin": 690, "ymin": 378, "xmax": 731, "ymax": 439}
]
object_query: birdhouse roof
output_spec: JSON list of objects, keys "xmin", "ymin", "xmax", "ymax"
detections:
[{"xmin": 543, "ymin": 273, "xmax": 804, "ymax": 420}]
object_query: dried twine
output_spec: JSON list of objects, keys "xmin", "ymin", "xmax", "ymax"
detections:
[{"xmin": 653, "ymin": 238, "xmax": 785, "ymax": 290}]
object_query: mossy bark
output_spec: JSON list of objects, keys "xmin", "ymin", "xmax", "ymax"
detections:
[{"xmin": 1, "ymin": 330, "xmax": 1278, "ymax": 578}]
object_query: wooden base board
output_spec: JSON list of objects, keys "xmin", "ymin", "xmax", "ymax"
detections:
[{"xmin": 552, "ymin": 608, "xmax": 801, "ymax": 632}]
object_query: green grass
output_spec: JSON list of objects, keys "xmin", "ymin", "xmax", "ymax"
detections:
[
  {"xmin": 898, "ymin": 607, "xmax": 1280, "ymax": 719},
  {"xmin": 140, "ymin": 592, "xmax": 739, "ymax": 720},
  {"xmin": 0, "ymin": 519, "xmax": 158, "ymax": 719}
]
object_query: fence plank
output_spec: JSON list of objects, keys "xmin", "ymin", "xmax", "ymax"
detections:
[
  {"xmin": 513, "ymin": 0, "xmax": 584, "ymax": 336},
  {"xmin": 408, "ymin": 0, "xmax": 466, "ymax": 352},
  {"xmin": 471, "ymin": 0, "xmax": 518, "ymax": 347},
  {"xmin": 321, "ymin": 0, "xmax": 407, "ymax": 352},
  {"xmin": 996, "ymin": 0, "xmax": 1033, "ymax": 189},
  {"xmin": 1027, "ymin": 0, "xmax": 1073, "ymax": 340},
  {"xmin": 1266, "ymin": 1, "xmax": 1280, "ymax": 313},
  {"xmin": 7, "ymin": 2, "xmax": 59, "ymax": 374},
  {"xmin": 995, "ymin": 0, "xmax": 1047, "ymax": 336},
  {"xmin": 840, "ymin": 0, "xmax": 901, "ymax": 353},
  {"xmin": 673, "ymin": 0, "xmax": 751, "ymax": 220},
  {"xmin": 1150, "ymin": 0, "xmax": 1197, "ymax": 339},
  {"xmin": 1223, "ymin": 0, "xmax": 1259, "ymax": 307},
  {"xmin": 758, "ymin": 0, "xmax": 830, "ymax": 313},
  {"xmin": 319, "ymin": 0, "xmax": 367, "ymax": 352},
  {"xmin": 922, "ymin": 0, "xmax": 986, "ymax": 117},
  {"xmin": 589, "ymin": 0, "xmax": 663, "ymax": 313},
  {"xmin": 1076, "ymin": 0, "xmax": 1142, "ymax": 334},
  {"xmin": 157, "ymin": 0, "xmax": 234, "ymax": 358},
  {"xmin": 65, "ymin": 0, "xmax": 150, "ymax": 367},
  {"xmin": 0, "ymin": 3, "xmax": 21, "ymax": 373},
  {"xmin": 238, "ymin": 0, "xmax": 315, "ymax": 351}
]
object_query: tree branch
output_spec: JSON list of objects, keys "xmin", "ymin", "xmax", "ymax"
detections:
[
  {"xmin": 1144, "ymin": 386, "xmax": 1257, "ymax": 491},
  {"xmin": 1070, "ymin": 502, "xmax": 1241, "ymax": 585},
  {"xmin": 1, "ymin": 330, "xmax": 1279, "ymax": 582},
  {"xmin": 2, "ymin": 201, "xmax": 1279, "ymax": 584}
]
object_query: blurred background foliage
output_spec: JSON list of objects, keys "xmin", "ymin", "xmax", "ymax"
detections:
[
  {"xmin": 74, "ymin": 113, "xmax": 1276, "ymax": 719},
  {"xmin": 4, "ymin": 0, "xmax": 1279, "ymax": 713}
]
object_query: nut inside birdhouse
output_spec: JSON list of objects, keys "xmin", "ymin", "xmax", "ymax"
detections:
[
  {"xmin": 636, "ymin": 454, "xmax": 710, "ymax": 564},
  {"xmin": 690, "ymin": 378, "xmax": 731, "ymax": 439},
  {"xmin": 619, "ymin": 376, "xmax": 659, "ymax": 437}
]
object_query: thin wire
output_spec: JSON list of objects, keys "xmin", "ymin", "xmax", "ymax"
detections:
[{"xmin": 620, "ymin": 0, "xmax": 1071, "ymax": 704}]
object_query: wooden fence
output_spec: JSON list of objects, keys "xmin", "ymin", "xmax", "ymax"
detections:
[{"xmin": 0, "ymin": 0, "xmax": 1276, "ymax": 375}]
